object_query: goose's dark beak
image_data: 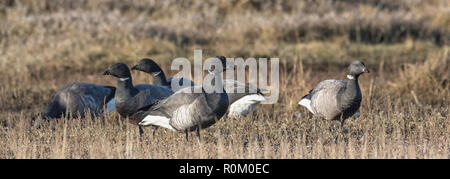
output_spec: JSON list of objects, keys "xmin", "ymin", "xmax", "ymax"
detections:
[
  {"xmin": 363, "ymin": 68, "xmax": 370, "ymax": 73},
  {"xmin": 103, "ymin": 69, "xmax": 111, "ymax": 75},
  {"xmin": 131, "ymin": 65, "xmax": 138, "ymax": 71}
]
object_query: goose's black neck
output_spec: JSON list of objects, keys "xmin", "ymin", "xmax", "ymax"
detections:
[
  {"xmin": 116, "ymin": 77, "xmax": 138, "ymax": 100},
  {"xmin": 204, "ymin": 72, "xmax": 225, "ymax": 93},
  {"xmin": 338, "ymin": 75, "xmax": 361, "ymax": 109},
  {"xmin": 345, "ymin": 75, "xmax": 359, "ymax": 95},
  {"xmin": 203, "ymin": 72, "xmax": 228, "ymax": 113},
  {"xmin": 42, "ymin": 101, "xmax": 64, "ymax": 120},
  {"xmin": 153, "ymin": 71, "xmax": 170, "ymax": 86}
]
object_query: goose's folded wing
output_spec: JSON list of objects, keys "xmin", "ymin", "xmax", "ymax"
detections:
[
  {"xmin": 299, "ymin": 80, "xmax": 346, "ymax": 113},
  {"xmin": 169, "ymin": 96, "xmax": 212, "ymax": 130},
  {"xmin": 310, "ymin": 80, "xmax": 346, "ymax": 96},
  {"xmin": 132, "ymin": 86, "xmax": 203, "ymax": 120}
]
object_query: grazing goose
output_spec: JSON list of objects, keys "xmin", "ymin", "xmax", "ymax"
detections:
[
  {"xmin": 131, "ymin": 58, "xmax": 195, "ymax": 92},
  {"xmin": 223, "ymin": 80, "xmax": 266, "ymax": 117},
  {"xmin": 103, "ymin": 63, "xmax": 173, "ymax": 135},
  {"xmin": 132, "ymin": 58, "xmax": 265, "ymax": 117},
  {"xmin": 40, "ymin": 82, "xmax": 116, "ymax": 120},
  {"xmin": 298, "ymin": 60, "xmax": 369, "ymax": 126},
  {"xmin": 130, "ymin": 56, "xmax": 232, "ymax": 142}
]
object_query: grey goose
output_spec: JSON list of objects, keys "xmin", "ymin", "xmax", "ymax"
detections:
[
  {"xmin": 129, "ymin": 56, "xmax": 232, "ymax": 142},
  {"xmin": 132, "ymin": 58, "xmax": 265, "ymax": 117},
  {"xmin": 298, "ymin": 60, "xmax": 369, "ymax": 126},
  {"xmin": 103, "ymin": 63, "xmax": 173, "ymax": 135},
  {"xmin": 131, "ymin": 58, "xmax": 195, "ymax": 92},
  {"xmin": 40, "ymin": 82, "xmax": 116, "ymax": 121}
]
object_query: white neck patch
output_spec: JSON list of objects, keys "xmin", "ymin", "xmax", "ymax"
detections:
[
  {"xmin": 347, "ymin": 75, "xmax": 355, "ymax": 80},
  {"xmin": 152, "ymin": 71, "xmax": 161, "ymax": 77},
  {"xmin": 120, "ymin": 77, "xmax": 130, "ymax": 81}
]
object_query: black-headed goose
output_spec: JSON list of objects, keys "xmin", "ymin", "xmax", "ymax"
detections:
[
  {"xmin": 130, "ymin": 56, "xmax": 233, "ymax": 142},
  {"xmin": 298, "ymin": 60, "xmax": 369, "ymax": 126},
  {"xmin": 103, "ymin": 63, "xmax": 173, "ymax": 135},
  {"xmin": 131, "ymin": 58, "xmax": 195, "ymax": 92},
  {"xmin": 132, "ymin": 58, "xmax": 265, "ymax": 118}
]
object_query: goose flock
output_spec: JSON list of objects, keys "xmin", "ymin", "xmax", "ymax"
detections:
[{"xmin": 38, "ymin": 56, "xmax": 369, "ymax": 142}]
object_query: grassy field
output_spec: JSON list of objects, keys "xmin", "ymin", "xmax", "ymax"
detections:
[{"xmin": 0, "ymin": 0, "xmax": 449, "ymax": 159}]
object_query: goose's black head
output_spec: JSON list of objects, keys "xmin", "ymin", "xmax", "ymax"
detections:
[
  {"xmin": 131, "ymin": 58, "xmax": 162, "ymax": 76},
  {"xmin": 206, "ymin": 56, "xmax": 234, "ymax": 74},
  {"xmin": 103, "ymin": 63, "xmax": 132, "ymax": 79},
  {"xmin": 348, "ymin": 60, "xmax": 369, "ymax": 77}
]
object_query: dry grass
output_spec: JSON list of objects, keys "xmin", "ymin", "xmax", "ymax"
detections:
[{"xmin": 0, "ymin": 0, "xmax": 449, "ymax": 158}]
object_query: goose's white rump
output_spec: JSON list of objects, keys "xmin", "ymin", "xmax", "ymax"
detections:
[
  {"xmin": 228, "ymin": 94, "xmax": 265, "ymax": 117},
  {"xmin": 298, "ymin": 98, "xmax": 314, "ymax": 114},
  {"xmin": 139, "ymin": 115, "xmax": 175, "ymax": 130}
]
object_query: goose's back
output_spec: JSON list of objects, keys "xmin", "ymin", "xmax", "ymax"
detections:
[
  {"xmin": 169, "ymin": 95, "xmax": 215, "ymax": 131},
  {"xmin": 44, "ymin": 82, "xmax": 114, "ymax": 118},
  {"xmin": 115, "ymin": 84, "xmax": 172, "ymax": 117},
  {"xmin": 310, "ymin": 80, "xmax": 346, "ymax": 120}
]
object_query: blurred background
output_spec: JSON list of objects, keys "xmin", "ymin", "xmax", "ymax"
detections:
[
  {"xmin": 1, "ymin": 0, "xmax": 448, "ymax": 70},
  {"xmin": 1, "ymin": 0, "xmax": 448, "ymax": 108}
]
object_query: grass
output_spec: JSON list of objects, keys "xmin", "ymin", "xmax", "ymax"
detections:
[{"xmin": 0, "ymin": 0, "xmax": 449, "ymax": 158}]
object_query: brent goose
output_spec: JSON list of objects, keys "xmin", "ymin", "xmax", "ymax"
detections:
[
  {"xmin": 132, "ymin": 58, "xmax": 265, "ymax": 117},
  {"xmin": 298, "ymin": 60, "xmax": 369, "ymax": 126},
  {"xmin": 40, "ymin": 82, "xmax": 116, "ymax": 120},
  {"xmin": 103, "ymin": 63, "xmax": 173, "ymax": 135},
  {"xmin": 131, "ymin": 58, "xmax": 195, "ymax": 92},
  {"xmin": 130, "ymin": 56, "xmax": 232, "ymax": 143}
]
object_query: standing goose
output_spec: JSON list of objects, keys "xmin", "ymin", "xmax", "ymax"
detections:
[
  {"xmin": 131, "ymin": 58, "xmax": 265, "ymax": 117},
  {"xmin": 298, "ymin": 60, "xmax": 369, "ymax": 126},
  {"xmin": 131, "ymin": 58, "xmax": 195, "ymax": 92},
  {"xmin": 130, "ymin": 56, "xmax": 232, "ymax": 142},
  {"xmin": 40, "ymin": 82, "xmax": 116, "ymax": 121},
  {"xmin": 103, "ymin": 63, "xmax": 173, "ymax": 135}
]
